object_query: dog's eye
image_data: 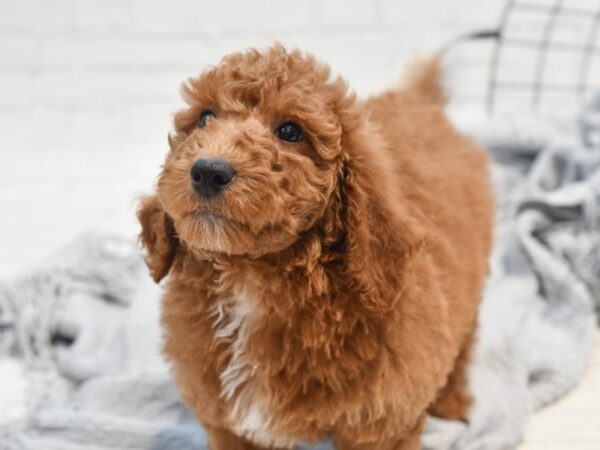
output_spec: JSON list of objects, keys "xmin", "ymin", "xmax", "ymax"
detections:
[
  {"xmin": 198, "ymin": 110, "xmax": 216, "ymax": 128},
  {"xmin": 276, "ymin": 122, "xmax": 304, "ymax": 143}
]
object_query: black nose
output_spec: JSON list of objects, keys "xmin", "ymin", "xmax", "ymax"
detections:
[{"xmin": 190, "ymin": 158, "xmax": 235, "ymax": 198}]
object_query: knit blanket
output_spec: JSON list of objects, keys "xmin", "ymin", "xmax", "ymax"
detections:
[{"xmin": 1, "ymin": 95, "xmax": 599, "ymax": 450}]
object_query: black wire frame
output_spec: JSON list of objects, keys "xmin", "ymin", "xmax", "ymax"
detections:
[{"xmin": 443, "ymin": 0, "xmax": 600, "ymax": 114}]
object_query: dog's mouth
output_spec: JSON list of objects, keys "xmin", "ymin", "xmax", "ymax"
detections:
[{"xmin": 194, "ymin": 208, "xmax": 229, "ymax": 223}]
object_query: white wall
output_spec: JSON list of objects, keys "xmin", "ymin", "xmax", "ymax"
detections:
[{"xmin": 0, "ymin": 0, "xmax": 578, "ymax": 273}]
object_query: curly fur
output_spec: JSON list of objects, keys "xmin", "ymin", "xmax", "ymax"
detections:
[{"xmin": 138, "ymin": 45, "xmax": 494, "ymax": 450}]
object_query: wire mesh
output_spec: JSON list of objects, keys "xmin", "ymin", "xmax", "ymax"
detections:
[{"xmin": 445, "ymin": 0, "xmax": 600, "ymax": 114}]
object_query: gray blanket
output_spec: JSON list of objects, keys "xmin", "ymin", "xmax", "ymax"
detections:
[{"xmin": 1, "ymin": 95, "xmax": 599, "ymax": 450}]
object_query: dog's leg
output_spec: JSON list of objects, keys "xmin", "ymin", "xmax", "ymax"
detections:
[
  {"xmin": 427, "ymin": 330, "xmax": 475, "ymax": 421},
  {"xmin": 205, "ymin": 425, "xmax": 291, "ymax": 450},
  {"xmin": 205, "ymin": 426, "xmax": 253, "ymax": 450},
  {"xmin": 333, "ymin": 414, "xmax": 424, "ymax": 450}
]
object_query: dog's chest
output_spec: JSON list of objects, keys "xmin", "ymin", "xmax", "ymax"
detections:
[{"xmin": 210, "ymin": 287, "xmax": 296, "ymax": 448}]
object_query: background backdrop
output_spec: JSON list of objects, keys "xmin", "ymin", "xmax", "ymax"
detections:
[
  {"xmin": 4, "ymin": 0, "xmax": 600, "ymax": 272},
  {"xmin": 1, "ymin": 1, "xmax": 600, "ymax": 449},
  {"xmin": 0, "ymin": 0, "xmax": 508, "ymax": 274}
]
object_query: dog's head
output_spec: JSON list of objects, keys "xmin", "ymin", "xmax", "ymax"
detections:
[{"xmin": 139, "ymin": 46, "xmax": 417, "ymax": 285}]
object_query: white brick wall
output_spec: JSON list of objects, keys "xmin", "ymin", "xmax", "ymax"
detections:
[
  {"xmin": 0, "ymin": 0, "xmax": 505, "ymax": 145},
  {"xmin": 8, "ymin": 0, "xmax": 600, "ymax": 273},
  {"xmin": 0, "ymin": 0, "xmax": 510, "ymax": 272}
]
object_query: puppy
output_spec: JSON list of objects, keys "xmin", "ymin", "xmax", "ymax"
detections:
[{"xmin": 138, "ymin": 45, "xmax": 493, "ymax": 450}]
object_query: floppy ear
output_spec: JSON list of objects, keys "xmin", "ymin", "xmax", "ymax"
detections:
[
  {"xmin": 137, "ymin": 196, "xmax": 179, "ymax": 283},
  {"xmin": 333, "ymin": 130, "xmax": 424, "ymax": 308}
]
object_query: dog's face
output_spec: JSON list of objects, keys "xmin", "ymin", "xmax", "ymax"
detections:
[{"xmin": 156, "ymin": 47, "xmax": 352, "ymax": 256}]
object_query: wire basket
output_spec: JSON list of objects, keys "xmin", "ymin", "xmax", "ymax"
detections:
[{"xmin": 445, "ymin": 0, "xmax": 600, "ymax": 114}]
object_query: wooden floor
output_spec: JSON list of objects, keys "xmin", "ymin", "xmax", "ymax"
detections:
[{"xmin": 518, "ymin": 335, "xmax": 600, "ymax": 450}]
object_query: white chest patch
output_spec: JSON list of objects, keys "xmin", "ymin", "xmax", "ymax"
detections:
[{"xmin": 210, "ymin": 288, "xmax": 295, "ymax": 448}]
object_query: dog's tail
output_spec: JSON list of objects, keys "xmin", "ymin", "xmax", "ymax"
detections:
[{"xmin": 401, "ymin": 56, "xmax": 447, "ymax": 106}]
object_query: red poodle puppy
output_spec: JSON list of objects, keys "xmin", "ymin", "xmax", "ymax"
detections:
[{"xmin": 138, "ymin": 45, "xmax": 494, "ymax": 450}]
